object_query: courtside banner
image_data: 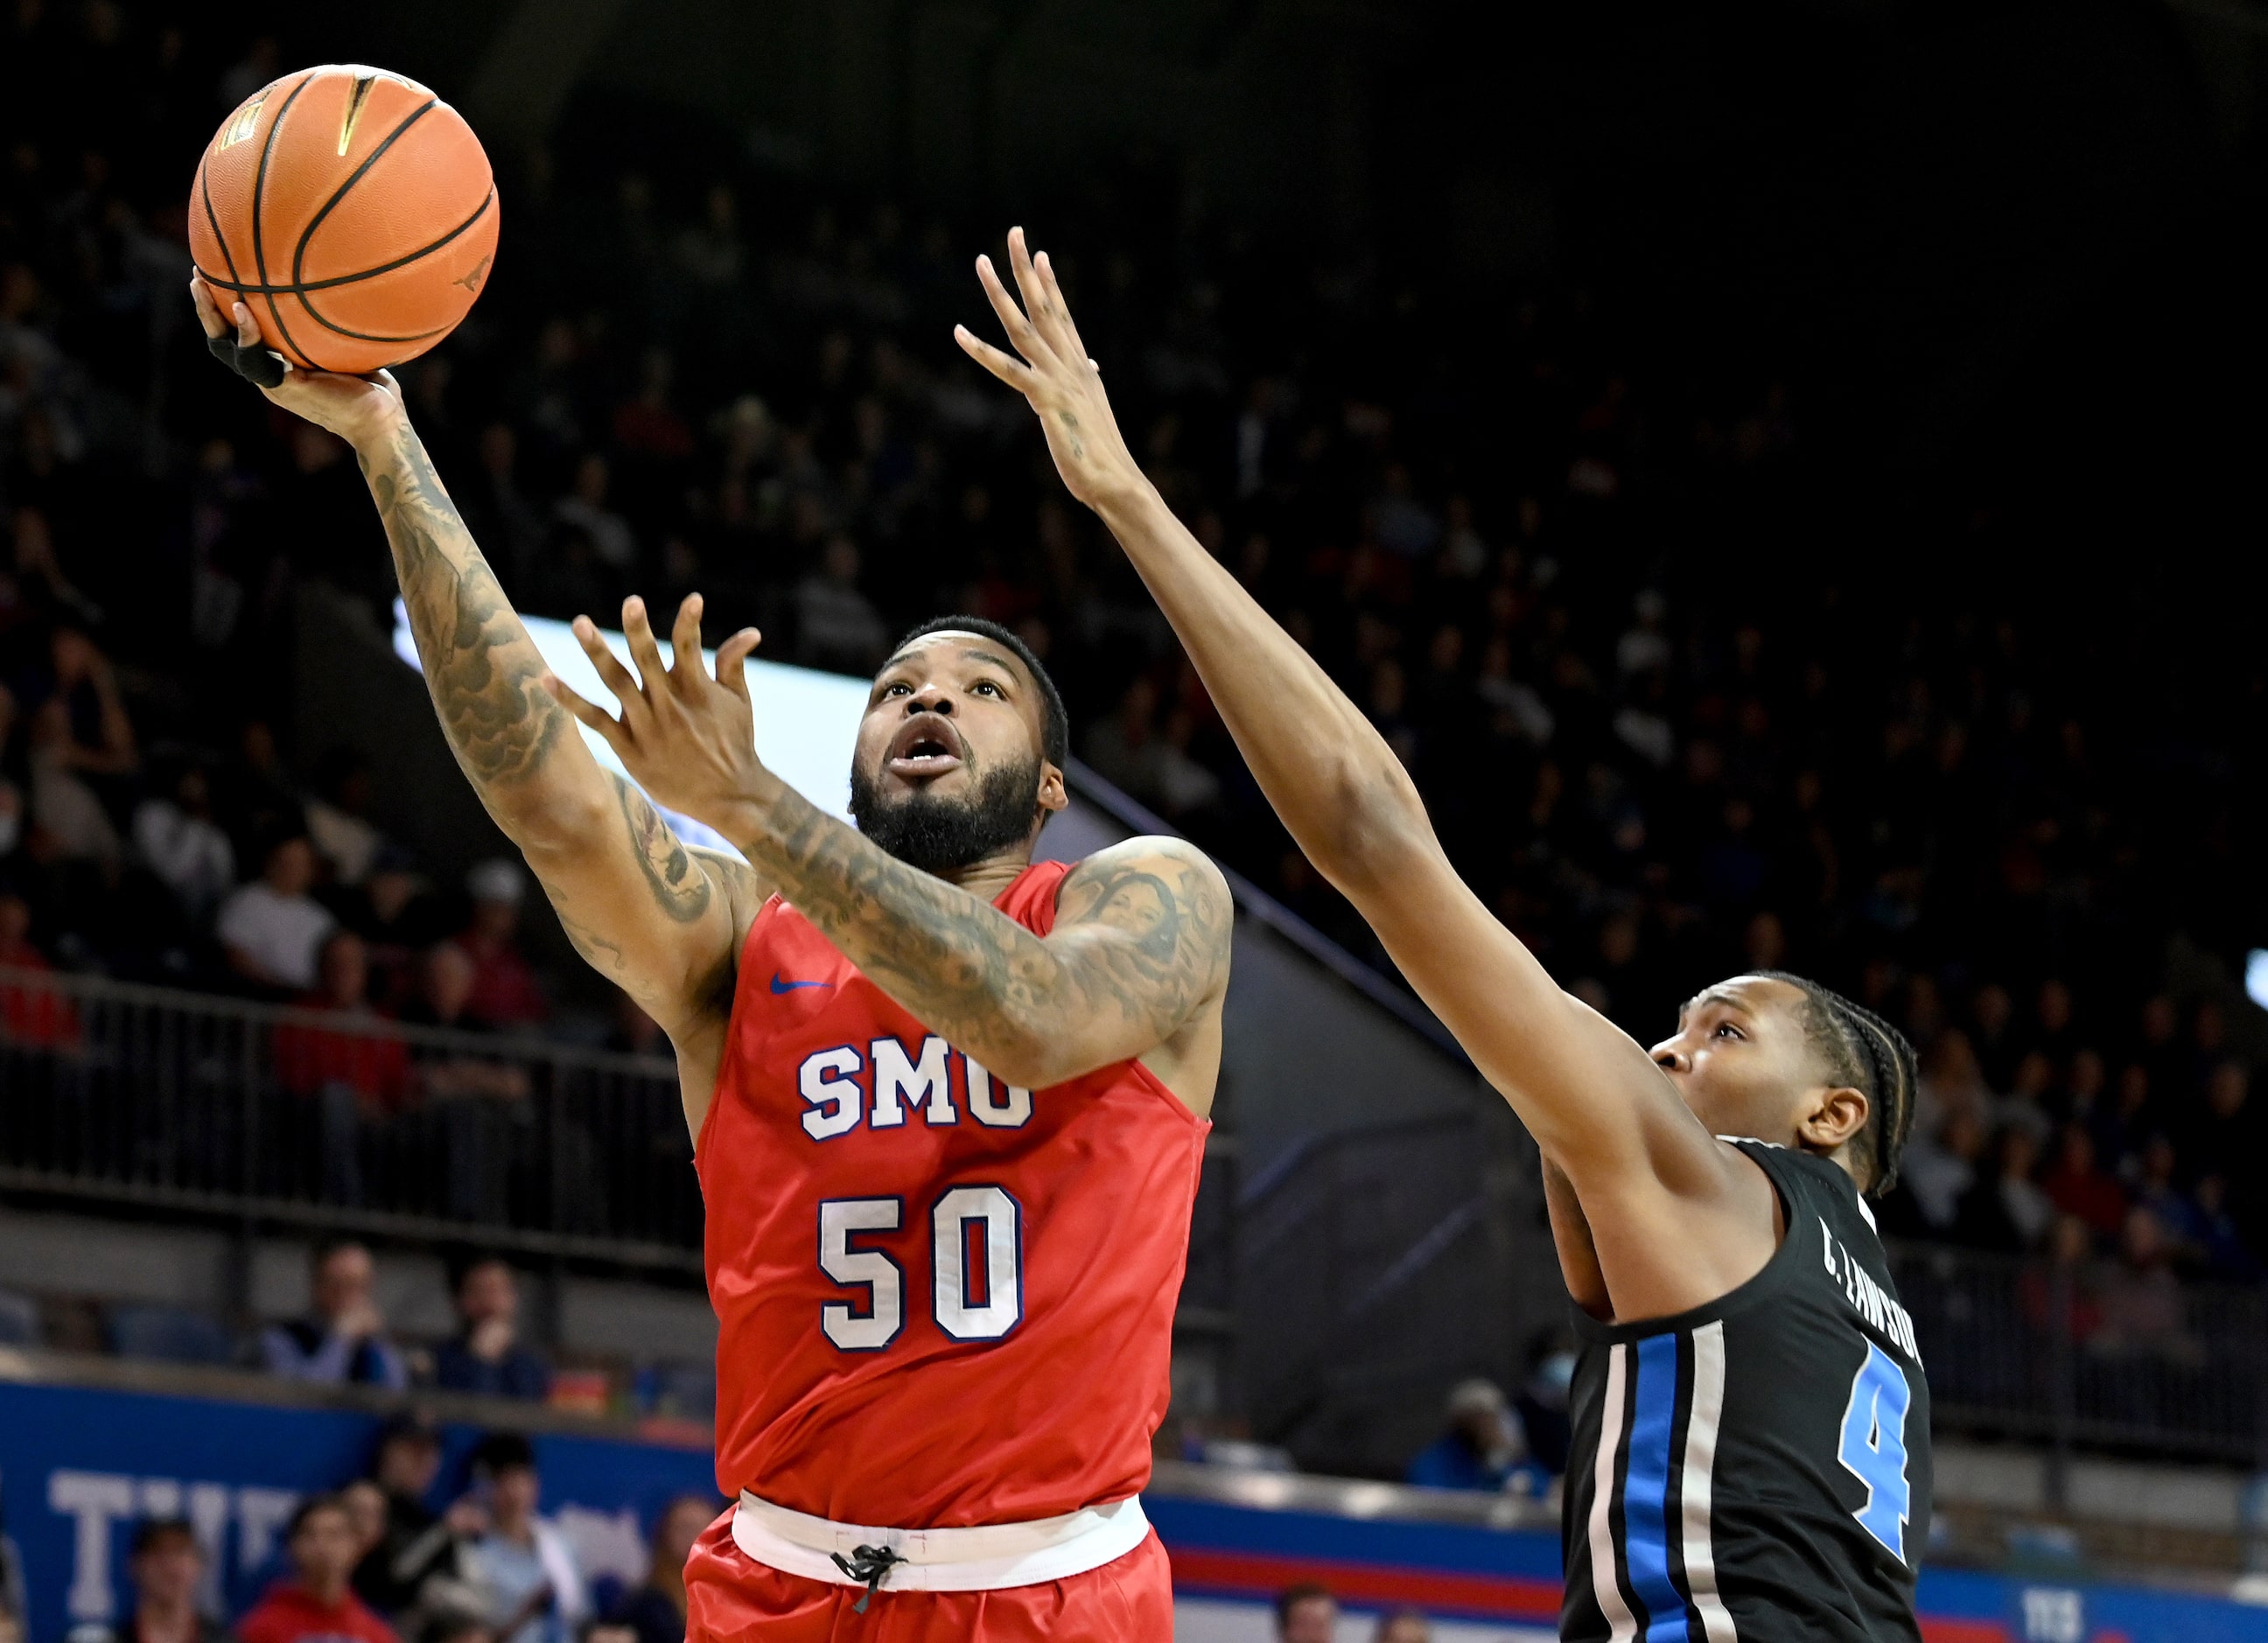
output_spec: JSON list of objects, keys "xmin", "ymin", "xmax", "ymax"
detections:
[
  {"xmin": 5, "ymin": 1376, "xmax": 2264, "ymax": 1643},
  {"xmin": 0, "ymin": 1377, "xmax": 714, "ymax": 1641},
  {"xmin": 1142, "ymin": 1491, "xmax": 2268, "ymax": 1643}
]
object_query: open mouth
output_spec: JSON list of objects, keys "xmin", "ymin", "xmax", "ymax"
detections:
[{"xmin": 886, "ymin": 715, "xmax": 967, "ymax": 780}]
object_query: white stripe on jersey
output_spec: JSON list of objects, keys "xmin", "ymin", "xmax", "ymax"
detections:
[
  {"xmin": 1588, "ymin": 1342, "xmax": 1639, "ymax": 1643},
  {"xmin": 1680, "ymin": 1320, "xmax": 1739, "ymax": 1643}
]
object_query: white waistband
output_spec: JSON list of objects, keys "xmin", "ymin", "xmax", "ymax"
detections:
[{"xmin": 731, "ymin": 1489, "xmax": 1151, "ymax": 1594}]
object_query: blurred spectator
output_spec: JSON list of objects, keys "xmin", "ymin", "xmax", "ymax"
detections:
[
  {"xmin": 2040, "ymin": 1123, "xmax": 2126, "ymax": 1241},
  {"xmin": 0, "ymin": 1470, "xmax": 22, "ymax": 1643},
  {"xmin": 2095, "ymin": 1206, "xmax": 2201, "ymax": 1365},
  {"xmin": 326, "ymin": 845, "xmax": 446, "ymax": 1005},
  {"xmin": 2189, "ymin": 1176, "xmax": 2263, "ymax": 1283},
  {"xmin": 1895, "ymin": 1108, "xmax": 1986, "ymax": 1234},
  {"xmin": 306, "ymin": 747, "xmax": 385, "ymax": 886},
  {"xmin": 218, "ymin": 835, "xmax": 334, "ymax": 992},
  {"xmin": 604, "ymin": 1497, "xmax": 716, "ymax": 1643},
  {"xmin": 433, "ymin": 1256, "xmax": 551, "ymax": 1402},
  {"xmin": 1515, "ymin": 1329, "xmax": 1578, "ymax": 1478},
  {"xmin": 62, "ymin": 1518, "xmax": 226, "ymax": 1643},
  {"xmin": 132, "ymin": 764, "xmax": 235, "ymax": 921},
  {"xmin": 454, "ymin": 1434, "xmax": 587, "ymax": 1643},
  {"xmin": 235, "ymin": 1495, "xmax": 399, "ymax": 1643},
  {"xmin": 216, "ymin": 723, "xmax": 307, "ymax": 868},
  {"xmin": 1375, "ymin": 1612, "xmax": 1432, "ymax": 1643},
  {"xmin": 261, "ymin": 1239, "xmax": 408, "ymax": 1390},
  {"xmin": 1404, "ymin": 1378, "xmax": 1544, "ymax": 1494},
  {"xmin": 0, "ymin": 888, "xmax": 75, "ymax": 1047},
  {"xmin": 354, "ymin": 1412, "xmax": 466, "ymax": 1619},
  {"xmin": 454, "ymin": 860, "xmax": 547, "ymax": 1031},
  {"xmin": 275, "ymin": 931, "xmax": 410, "ymax": 1108},
  {"xmin": 342, "ymin": 1481, "xmax": 389, "ymax": 1568},
  {"xmin": 1275, "ymin": 1584, "xmax": 1338, "ymax": 1643},
  {"xmin": 1953, "ymin": 1126, "xmax": 2053, "ymax": 1253},
  {"xmin": 553, "ymin": 453, "xmax": 635, "ymax": 574},
  {"xmin": 792, "ymin": 536, "xmax": 888, "ymax": 673}
]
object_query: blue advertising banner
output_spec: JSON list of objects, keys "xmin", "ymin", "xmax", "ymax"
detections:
[
  {"xmin": 4, "ymin": 1374, "xmax": 2264, "ymax": 1643},
  {"xmin": 0, "ymin": 1378, "xmax": 717, "ymax": 1643}
]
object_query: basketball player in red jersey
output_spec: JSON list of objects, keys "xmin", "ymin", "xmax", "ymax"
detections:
[{"xmin": 192, "ymin": 278, "xmax": 1230, "ymax": 1639}]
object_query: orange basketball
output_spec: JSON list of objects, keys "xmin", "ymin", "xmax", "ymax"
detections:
[{"xmin": 189, "ymin": 65, "xmax": 498, "ymax": 376}]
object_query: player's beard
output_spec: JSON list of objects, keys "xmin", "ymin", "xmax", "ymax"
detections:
[{"xmin": 848, "ymin": 754, "xmax": 1044, "ymax": 876}]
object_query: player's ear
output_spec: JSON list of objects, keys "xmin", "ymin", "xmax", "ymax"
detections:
[
  {"xmin": 1797, "ymin": 1083, "xmax": 1869, "ymax": 1154},
  {"xmin": 1036, "ymin": 762, "xmax": 1068, "ymax": 816}
]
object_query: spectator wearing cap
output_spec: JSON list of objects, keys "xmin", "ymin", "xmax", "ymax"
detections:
[
  {"xmin": 1275, "ymin": 1584, "xmax": 1337, "ymax": 1643},
  {"xmin": 453, "ymin": 1433, "xmax": 587, "ymax": 1643},
  {"xmin": 605, "ymin": 1496, "xmax": 716, "ymax": 1643},
  {"xmin": 1405, "ymin": 1378, "xmax": 1546, "ymax": 1495},
  {"xmin": 432, "ymin": 1256, "xmax": 551, "ymax": 1402},
  {"xmin": 234, "ymin": 1495, "xmax": 398, "ymax": 1643},
  {"xmin": 453, "ymin": 860, "xmax": 546, "ymax": 1030},
  {"xmin": 62, "ymin": 1518, "xmax": 228, "ymax": 1643},
  {"xmin": 218, "ymin": 835, "xmax": 335, "ymax": 993},
  {"xmin": 354, "ymin": 1412, "xmax": 467, "ymax": 1619},
  {"xmin": 260, "ymin": 1239, "xmax": 408, "ymax": 1390}
]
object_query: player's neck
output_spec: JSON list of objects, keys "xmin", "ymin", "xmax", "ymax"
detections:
[{"xmin": 931, "ymin": 846, "xmax": 1033, "ymax": 904}]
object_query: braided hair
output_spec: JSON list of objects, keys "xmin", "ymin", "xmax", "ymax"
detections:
[{"xmin": 1749, "ymin": 971, "xmax": 1919, "ymax": 1198}]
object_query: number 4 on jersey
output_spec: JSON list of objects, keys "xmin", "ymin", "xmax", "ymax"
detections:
[{"xmin": 1838, "ymin": 1339, "xmax": 1914, "ymax": 1561}]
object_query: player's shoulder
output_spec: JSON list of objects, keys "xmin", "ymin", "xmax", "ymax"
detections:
[{"xmin": 1060, "ymin": 834, "xmax": 1230, "ymax": 907}]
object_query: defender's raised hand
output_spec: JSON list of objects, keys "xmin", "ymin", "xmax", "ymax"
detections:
[
  {"xmin": 544, "ymin": 594, "xmax": 774, "ymax": 834},
  {"xmin": 956, "ymin": 227, "xmax": 1147, "ymax": 513}
]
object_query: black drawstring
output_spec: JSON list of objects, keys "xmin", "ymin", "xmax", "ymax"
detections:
[{"xmin": 830, "ymin": 1542, "xmax": 906, "ymax": 1612}]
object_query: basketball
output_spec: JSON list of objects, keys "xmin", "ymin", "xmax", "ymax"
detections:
[{"xmin": 189, "ymin": 65, "xmax": 498, "ymax": 376}]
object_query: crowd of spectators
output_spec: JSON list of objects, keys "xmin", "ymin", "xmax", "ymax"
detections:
[
  {"xmin": 0, "ymin": 0, "xmax": 2261, "ymax": 1315},
  {"xmin": 60, "ymin": 1417, "xmax": 716, "ymax": 1643}
]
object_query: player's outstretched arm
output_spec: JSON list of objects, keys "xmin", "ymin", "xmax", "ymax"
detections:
[
  {"xmin": 190, "ymin": 282, "xmax": 760, "ymax": 1102},
  {"xmin": 956, "ymin": 231, "xmax": 1773, "ymax": 1310},
  {"xmin": 546, "ymin": 598, "xmax": 1230, "ymax": 1112}
]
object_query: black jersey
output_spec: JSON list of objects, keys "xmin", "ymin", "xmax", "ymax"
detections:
[{"xmin": 1560, "ymin": 1141, "xmax": 1931, "ymax": 1643}]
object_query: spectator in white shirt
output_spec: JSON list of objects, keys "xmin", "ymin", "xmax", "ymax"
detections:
[
  {"xmin": 133, "ymin": 766, "xmax": 236, "ymax": 921},
  {"xmin": 218, "ymin": 835, "xmax": 333, "ymax": 992}
]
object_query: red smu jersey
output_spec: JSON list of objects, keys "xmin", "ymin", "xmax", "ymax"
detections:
[{"xmin": 696, "ymin": 859, "xmax": 1210, "ymax": 1528}]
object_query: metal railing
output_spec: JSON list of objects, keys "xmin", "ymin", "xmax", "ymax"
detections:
[
  {"xmin": 0, "ymin": 966, "xmax": 702, "ymax": 1269},
  {"xmin": 1890, "ymin": 1241, "xmax": 2268, "ymax": 1471},
  {"xmin": 1236, "ymin": 1112, "xmax": 1516, "ymax": 1477}
]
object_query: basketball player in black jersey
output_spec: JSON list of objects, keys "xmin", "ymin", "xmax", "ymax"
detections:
[{"xmin": 960, "ymin": 229, "xmax": 1930, "ymax": 1641}]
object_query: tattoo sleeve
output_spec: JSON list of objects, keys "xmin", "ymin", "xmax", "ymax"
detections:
[
  {"xmin": 738, "ymin": 785, "xmax": 1228, "ymax": 1074},
  {"xmin": 362, "ymin": 423, "xmax": 568, "ymax": 797}
]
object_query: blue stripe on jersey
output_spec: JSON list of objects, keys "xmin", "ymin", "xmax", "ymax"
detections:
[{"xmin": 1625, "ymin": 1332, "xmax": 1691, "ymax": 1642}]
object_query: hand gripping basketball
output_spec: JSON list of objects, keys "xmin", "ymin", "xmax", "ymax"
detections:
[{"xmin": 205, "ymin": 317, "xmax": 286, "ymax": 388}]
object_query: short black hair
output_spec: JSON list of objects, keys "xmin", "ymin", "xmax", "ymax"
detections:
[
  {"xmin": 888, "ymin": 615, "xmax": 1068, "ymax": 770},
  {"xmin": 130, "ymin": 1517, "xmax": 199, "ymax": 1558},
  {"xmin": 1274, "ymin": 1583, "xmax": 1335, "ymax": 1629},
  {"xmin": 1752, "ymin": 970, "xmax": 1918, "ymax": 1198},
  {"xmin": 471, "ymin": 1430, "xmax": 537, "ymax": 1477}
]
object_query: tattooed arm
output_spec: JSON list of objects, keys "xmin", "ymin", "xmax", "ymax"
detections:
[
  {"xmin": 746, "ymin": 789, "xmax": 1229, "ymax": 1108},
  {"xmin": 550, "ymin": 598, "xmax": 1232, "ymax": 1113},
  {"xmin": 190, "ymin": 282, "xmax": 761, "ymax": 1112}
]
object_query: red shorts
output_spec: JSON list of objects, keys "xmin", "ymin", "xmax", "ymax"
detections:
[{"xmin": 684, "ymin": 1508, "xmax": 1174, "ymax": 1641}]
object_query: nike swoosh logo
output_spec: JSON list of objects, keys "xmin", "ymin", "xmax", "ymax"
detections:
[{"xmin": 770, "ymin": 972, "xmax": 834, "ymax": 995}]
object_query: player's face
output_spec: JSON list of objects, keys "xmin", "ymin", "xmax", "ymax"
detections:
[
  {"xmin": 856, "ymin": 633, "xmax": 1049, "ymax": 798},
  {"xmin": 847, "ymin": 632, "xmax": 1067, "ymax": 872},
  {"xmin": 1648, "ymin": 975, "xmax": 1826, "ymax": 1145}
]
